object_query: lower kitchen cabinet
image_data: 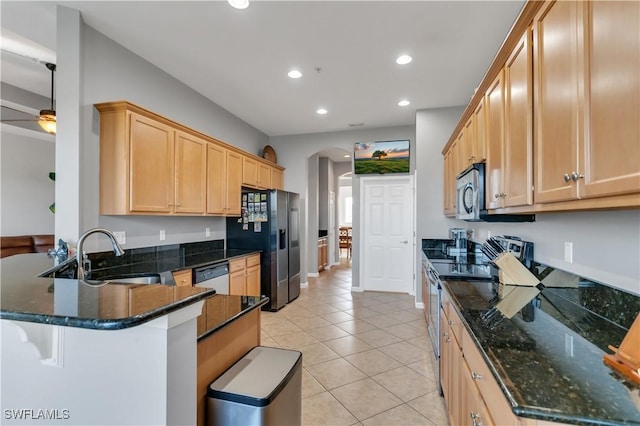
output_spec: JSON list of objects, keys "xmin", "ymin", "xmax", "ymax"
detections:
[
  {"xmin": 172, "ymin": 268, "xmax": 193, "ymax": 287},
  {"xmin": 318, "ymin": 237, "xmax": 328, "ymax": 272},
  {"xmin": 440, "ymin": 290, "xmax": 518, "ymax": 426},
  {"xmin": 229, "ymin": 254, "xmax": 261, "ymax": 296}
]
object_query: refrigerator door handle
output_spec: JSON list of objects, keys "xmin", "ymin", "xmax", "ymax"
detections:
[{"xmin": 279, "ymin": 229, "xmax": 287, "ymax": 249}]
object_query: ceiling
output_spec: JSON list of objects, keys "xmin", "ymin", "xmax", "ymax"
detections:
[{"xmin": 0, "ymin": 1, "xmax": 525, "ymax": 138}]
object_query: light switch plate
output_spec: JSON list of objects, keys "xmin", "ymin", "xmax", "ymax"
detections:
[
  {"xmin": 205, "ymin": 227, "xmax": 210, "ymax": 237},
  {"xmin": 113, "ymin": 231, "xmax": 126, "ymax": 245},
  {"xmin": 160, "ymin": 229, "xmax": 166, "ymax": 241},
  {"xmin": 564, "ymin": 242, "xmax": 573, "ymax": 263}
]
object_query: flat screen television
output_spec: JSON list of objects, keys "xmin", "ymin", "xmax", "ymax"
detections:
[{"xmin": 353, "ymin": 139, "xmax": 410, "ymax": 175}]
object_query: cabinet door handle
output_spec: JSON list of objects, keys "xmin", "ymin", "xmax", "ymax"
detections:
[
  {"xmin": 448, "ymin": 319, "xmax": 455, "ymax": 325},
  {"xmin": 494, "ymin": 193, "xmax": 500, "ymax": 199},
  {"xmin": 471, "ymin": 371, "xmax": 483, "ymax": 380},
  {"xmin": 563, "ymin": 173, "xmax": 572, "ymax": 182},
  {"xmin": 571, "ymin": 171, "xmax": 584, "ymax": 181},
  {"xmin": 470, "ymin": 412, "xmax": 482, "ymax": 426}
]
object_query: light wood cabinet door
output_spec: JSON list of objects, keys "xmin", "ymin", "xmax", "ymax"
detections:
[
  {"xmin": 226, "ymin": 151, "xmax": 243, "ymax": 216},
  {"xmin": 206, "ymin": 143, "xmax": 227, "ymax": 215},
  {"xmin": 472, "ymin": 98, "xmax": 487, "ymax": 163},
  {"xmin": 456, "ymin": 130, "xmax": 467, "ymax": 174},
  {"xmin": 271, "ymin": 168, "xmax": 284, "ymax": 190},
  {"xmin": 533, "ymin": 0, "xmax": 581, "ymax": 203},
  {"xmin": 172, "ymin": 269, "xmax": 193, "ymax": 287},
  {"xmin": 504, "ymin": 28, "xmax": 533, "ymax": 208},
  {"xmin": 257, "ymin": 163, "xmax": 271, "ymax": 189},
  {"xmin": 207, "ymin": 145, "xmax": 242, "ymax": 216},
  {"xmin": 246, "ymin": 265, "xmax": 260, "ymax": 296},
  {"xmin": 462, "ymin": 361, "xmax": 494, "ymax": 426},
  {"xmin": 486, "ymin": 71, "xmax": 505, "ymax": 209},
  {"xmin": 229, "ymin": 270, "xmax": 246, "ymax": 295},
  {"xmin": 443, "ymin": 149, "xmax": 457, "ymax": 216},
  {"xmin": 242, "ymin": 156, "xmax": 258, "ymax": 187},
  {"xmin": 535, "ymin": 1, "xmax": 640, "ymax": 204},
  {"xmin": 580, "ymin": 0, "xmax": 640, "ymax": 199},
  {"xmin": 128, "ymin": 286, "xmax": 174, "ymax": 316},
  {"xmin": 463, "ymin": 116, "xmax": 475, "ymax": 168},
  {"xmin": 129, "ymin": 112, "xmax": 175, "ymax": 213},
  {"xmin": 174, "ymin": 131, "xmax": 207, "ymax": 214}
]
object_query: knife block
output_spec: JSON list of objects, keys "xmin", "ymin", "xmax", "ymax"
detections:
[
  {"xmin": 493, "ymin": 252, "xmax": 541, "ymax": 319},
  {"xmin": 603, "ymin": 313, "xmax": 640, "ymax": 385}
]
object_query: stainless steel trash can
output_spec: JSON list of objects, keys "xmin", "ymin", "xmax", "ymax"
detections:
[{"xmin": 207, "ymin": 346, "xmax": 302, "ymax": 426}]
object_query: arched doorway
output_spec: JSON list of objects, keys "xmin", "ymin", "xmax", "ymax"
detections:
[{"xmin": 307, "ymin": 148, "xmax": 353, "ymax": 280}]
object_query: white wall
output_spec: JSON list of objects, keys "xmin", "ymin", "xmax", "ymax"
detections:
[
  {"xmin": 415, "ymin": 108, "xmax": 640, "ymax": 296},
  {"xmin": 270, "ymin": 125, "xmax": 415, "ymax": 289},
  {"xmin": 469, "ymin": 211, "xmax": 640, "ymax": 295},
  {"xmin": 55, "ymin": 12, "xmax": 269, "ymax": 252},
  {"xmin": 415, "ymin": 107, "xmax": 466, "ymax": 302},
  {"xmin": 0, "ymin": 128, "xmax": 55, "ymax": 236}
]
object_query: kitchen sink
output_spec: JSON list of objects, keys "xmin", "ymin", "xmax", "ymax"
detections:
[
  {"xmin": 95, "ymin": 273, "xmax": 162, "ymax": 284},
  {"xmin": 39, "ymin": 260, "xmax": 161, "ymax": 284}
]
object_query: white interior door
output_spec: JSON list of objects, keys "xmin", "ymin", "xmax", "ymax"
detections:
[{"xmin": 361, "ymin": 176, "xmax": 414, "ymax": 293}]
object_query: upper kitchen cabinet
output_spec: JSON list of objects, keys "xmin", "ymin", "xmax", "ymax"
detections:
[
  {"xmin": 471, "ymin": 98, "xmax": 487, "ymax": 164},
  {"xmin": 206, "ymin": 143, "xmax": 242, "ymax": 216},
  {"xmin": 487, "ymin": 30, "xmax": 533, "ymax": 210},
  {"xmin": 97, "ymin": 103, "xmax": 206, "ymax": 215},
  {"xmin": 174, "ymin": 131, "xmax": 207, "ymax": 214},
  {"xmin": 242, "ymin": 156, "xmax": 258, "ymax": 188},
  {"xmin": 485, "ymin": 70, "xmax": 505, "ymax": 210},
  {"xmin": 271, "ymin": 168, "xmax": 284, "ymax": 191},
  {"xmin": 96, "ymin": 101, "xmax": 286, "ymax": 216},
  {"xmin": 242, "ymin": 155, "xmax": 284, "ymax": 190},
  {"xmin": 503, "ymin": 28, "xmax": 533, "ymax": 208},
  {"xmin": 443, "ymin": 147, "xmax": 457, "ymax": 216},
  {"xmin": 534, "ymin": 0, "xmax": 640, "ymax": 204},
  {"xmin": 484, "ymin": 29, "xmax": 533, "ymax": 209}
]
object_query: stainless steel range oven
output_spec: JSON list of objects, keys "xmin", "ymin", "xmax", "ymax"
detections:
[{"xmin": 425, "ymin": 260, "xmax": 442, "ymax": 390}]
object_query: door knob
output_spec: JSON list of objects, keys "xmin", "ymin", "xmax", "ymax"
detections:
[{"xmin": 571, "ymin": 171, "xmax": 584, "ymax": 181}]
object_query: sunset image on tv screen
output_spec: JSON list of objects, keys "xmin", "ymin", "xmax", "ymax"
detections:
[{"xmin": 354, "ymin": 140, "xmax": 410, "ymax": 174}]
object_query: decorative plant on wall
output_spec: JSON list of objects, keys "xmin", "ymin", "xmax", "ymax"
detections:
[{"xmin": 49, "ymin": 172, "xmax": 55, "ymax": 213}]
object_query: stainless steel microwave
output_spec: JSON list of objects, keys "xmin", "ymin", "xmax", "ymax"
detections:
[{"xmin": 455, "ymin": 163, "xmax": 535, "ymax": 223}]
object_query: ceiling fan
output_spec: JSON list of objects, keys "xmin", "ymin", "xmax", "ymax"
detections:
[{"xmin": 1, "ymin": 62, "xmax": 56, "ymax": 134}]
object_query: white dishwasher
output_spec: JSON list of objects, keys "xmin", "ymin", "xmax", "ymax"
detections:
[{"xmin": 193, "ymin": 262, "xmax": 229, "ymax": 294}]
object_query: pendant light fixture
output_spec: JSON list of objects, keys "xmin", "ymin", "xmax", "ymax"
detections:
[
  {"xmin": 38, "ymin": 62, "xmax": 56, "ymax": 135},
  {"xmin": 228, "ymin": 0, "xmax": 249, "ymax": 9}
]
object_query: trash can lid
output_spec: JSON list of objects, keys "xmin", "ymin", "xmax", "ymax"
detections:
[{"xmin": 208, "ymin": 346, "xmax": 302, "ymax": 407}]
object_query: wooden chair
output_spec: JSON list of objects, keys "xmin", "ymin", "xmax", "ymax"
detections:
[{"xmin": 339, "ymin": 227, "xmax": 352, "ymax": 259}]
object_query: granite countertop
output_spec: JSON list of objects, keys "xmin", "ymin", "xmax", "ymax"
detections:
[
  {"xmin": 87, "ymin": 246, "xmax": 259, "ymax": 283},
  {"xmin": 197, "ymin": 294, "xmax": 268, "ymax": 341},
  {"xmin": 443, "ymin": 278, "xmax": 640, "ymax": 425},
  {"xmin": 0, "ymin": 253, "xmax": 217, "ymax": 330}
]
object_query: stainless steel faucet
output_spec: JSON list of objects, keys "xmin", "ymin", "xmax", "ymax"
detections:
[{"xmin": 76, "ymin": 228, "xmax": 125, "ymax": 280}]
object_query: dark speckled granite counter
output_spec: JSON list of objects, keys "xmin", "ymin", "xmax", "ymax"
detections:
[
  {"xmin": 0, "ymin": 253, "xmax": 215, "ymax": 329},
  {"xmin": 443, "ymin": 278, "xmax": 640, "ymax": 425},
  {"xmin": 197, "ymin": 295, "xmax": 268, "ymax": 341}
]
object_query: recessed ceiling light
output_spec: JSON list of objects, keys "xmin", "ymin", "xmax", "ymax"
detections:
[
  {"xmin": 344, "ymin": 154, "xmax": 351, "ymax": 158},
  {"xmin": 228, "ymin": 0, "xmax": 249, "ymax": 9},
  {"xmin": 316, "ymin": 108, "xmax": 328, "ymax": 115},
  {"xmin": 288, "ymin": 70, "xmax": 302, "ymax": 79},
  {"xmin": 396, "ymin": 54, "xmax": 412, "ymax": 65},
  {"xmin": 398, "ymin": 100, "xmax": 411, "ymax": 107}
]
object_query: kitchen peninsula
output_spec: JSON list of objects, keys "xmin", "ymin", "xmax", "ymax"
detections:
[{"xmin": 0, "ymin": 252, "xmax": 266, "ymax": 425}]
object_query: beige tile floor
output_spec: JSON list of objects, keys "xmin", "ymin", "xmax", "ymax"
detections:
[{"xmin": 261, "ymin": 258, "xmax": 449, "ymax": 426}]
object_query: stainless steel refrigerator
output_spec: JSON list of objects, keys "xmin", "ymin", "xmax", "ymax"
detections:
[{"xmin": 226, "ymin": 189, "xmax": 300, "ymax": 311}]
